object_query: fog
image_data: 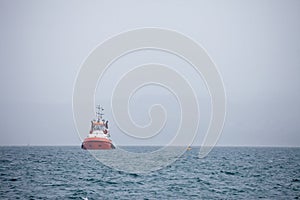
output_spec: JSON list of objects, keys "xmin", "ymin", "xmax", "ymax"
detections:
[{"xmin": 0, "ymin": 0, "xmax": 299, "ymax": 146}]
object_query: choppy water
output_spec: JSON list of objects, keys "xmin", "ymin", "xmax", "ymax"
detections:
[{"xmin": 0, "ymin": 146, "xmax": 299, "ymax": 199}]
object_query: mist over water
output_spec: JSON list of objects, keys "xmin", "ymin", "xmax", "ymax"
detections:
[
  {"xmin": 0, "ymin": 146, "xmax": 299, "ymax": 199},
  {"xmin": 1, "ymin": 1, "xmax": 300, "ymax": 199}
]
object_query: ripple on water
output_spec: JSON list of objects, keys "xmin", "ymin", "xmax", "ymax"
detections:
[{"xmin": 0, "ymin": 146, "xmax": 299, "ymax": 199}]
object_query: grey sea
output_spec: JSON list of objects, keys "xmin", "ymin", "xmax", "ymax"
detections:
[{"xmin": 0, "ymin": 146, "xmax": 299, "ymax": 199}]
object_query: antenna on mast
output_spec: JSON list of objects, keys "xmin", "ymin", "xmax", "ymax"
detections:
[{"xmin": 96, "ymin": 104, "xmax": 104, "ymax": 121}]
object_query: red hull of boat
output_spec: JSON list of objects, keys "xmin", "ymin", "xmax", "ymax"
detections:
[{"xmin": 81, "ymin": 137, "xmax": 115, "ymax": 150}]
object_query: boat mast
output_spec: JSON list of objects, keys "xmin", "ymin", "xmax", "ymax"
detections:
[{"xmin": 96, "ymin": 105, "xmax": 104, "ymax": 122}]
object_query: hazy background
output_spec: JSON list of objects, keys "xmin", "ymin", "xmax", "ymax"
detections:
[{"xmin": 0, "ymin": 0, "xmax": 299, "ymax": 146}]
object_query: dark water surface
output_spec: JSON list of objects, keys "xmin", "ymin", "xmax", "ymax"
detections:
[{"xmin": 0, "ymin": 146, "xmax": 299, "ymax": 199}]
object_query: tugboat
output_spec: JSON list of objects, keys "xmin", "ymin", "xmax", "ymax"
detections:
[{"xmin": 81, "ymin": 105, "xmax": 115, "ymax": 150}]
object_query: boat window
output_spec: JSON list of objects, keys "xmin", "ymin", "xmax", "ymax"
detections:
[{"xmin": 94, "ymin": 125, "xmax": 101, "ymax": 130}]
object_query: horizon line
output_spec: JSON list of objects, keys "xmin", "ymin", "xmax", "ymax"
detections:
[{"xmin": 0, "ymin": 144, "xmax": 299, "ymax": 148}]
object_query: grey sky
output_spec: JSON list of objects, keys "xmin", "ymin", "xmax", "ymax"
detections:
[{"xmin": 0, "ymin": 0, "xmax": 299, "ymax": 146}]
